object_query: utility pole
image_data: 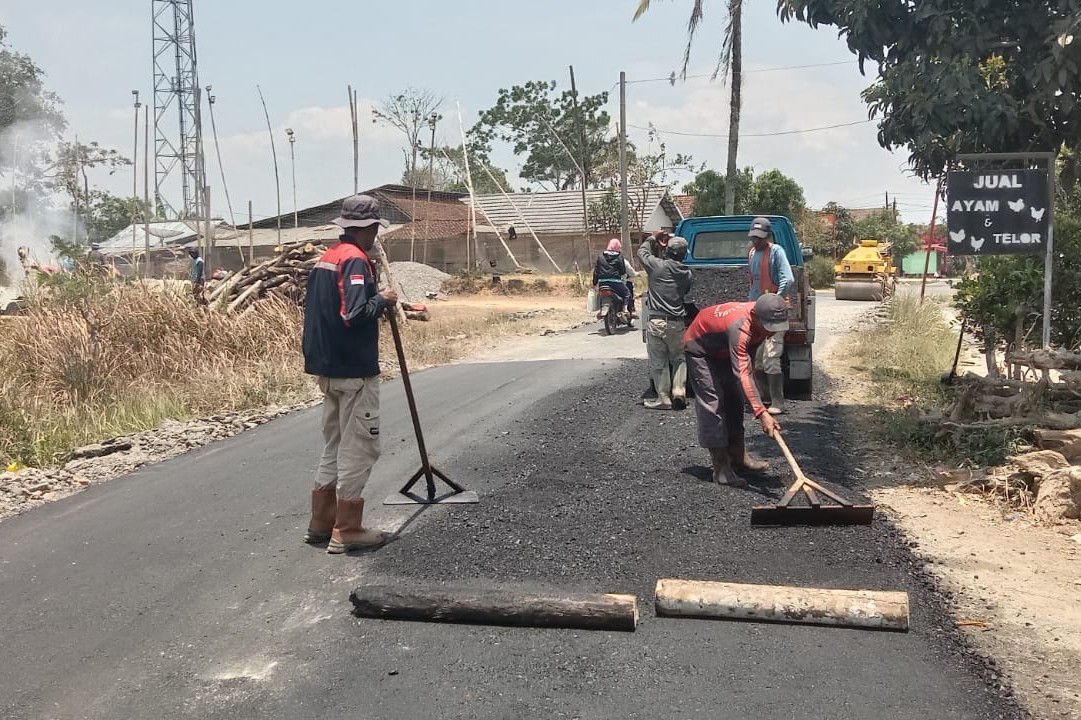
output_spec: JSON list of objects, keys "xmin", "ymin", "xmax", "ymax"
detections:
[
  {"xmin": 619, "ymin": 71, "xmax": 629, "ymax": 245},
  {"xmin": 286, "ymin": 128, "xmax": 298, "ymax": 230},
  {"xmin": 132, "ymin": 90, "xmax": 141, "ymax": 264},
  {"xmin": 424, "ymin": 112, "xmax": 438, "ymax": 265},
  {"xmin": 569, "ymin": 65, "xmax": 589, "ymax": 266},
  {"xmin": 206, "ymin": 87, "xmax": 237, "ymax": 227},
  {"xmin": 143, "ymin": 106, "xmax": 151, "ymax": 274}
]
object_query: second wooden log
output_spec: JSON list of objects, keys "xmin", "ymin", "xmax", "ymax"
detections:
[
  {"xmin": 349, "ymin": 583, "xmax": 639, "ymax": 631},
  {"xmin": 655, "ymin": 579, "xmax": 909, "ymax": 631}
]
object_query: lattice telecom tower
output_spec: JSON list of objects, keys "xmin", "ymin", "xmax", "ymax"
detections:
[{"xmin": 152, "ymin": 0, "xmax": 206, "ymax": 220}]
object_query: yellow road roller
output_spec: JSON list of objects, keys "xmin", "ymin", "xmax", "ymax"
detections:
[{"xmin": 834, "ymin": 239, "xmax": 897, "ymax": 301}]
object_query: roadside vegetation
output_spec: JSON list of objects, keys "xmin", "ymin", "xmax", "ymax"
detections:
[
  {"xmin": 805, "ymin": 256, "xmax": 834, "ymax": 289},
  {"xmin": 0, "ymin": 274, "xmax": 586, "ymax": 469},
  {"xmin": 844, "ymin": 295, "xmax": 1022, "ymax": 466}
]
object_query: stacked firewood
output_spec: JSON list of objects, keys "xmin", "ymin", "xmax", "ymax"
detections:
[
  {"xmin": 206, "ymin": 242, "xmax": 324, "ymax": 313},
  {"xmin": 922, "ymin": 348, "xmax": 1081, "ymax": 433}
]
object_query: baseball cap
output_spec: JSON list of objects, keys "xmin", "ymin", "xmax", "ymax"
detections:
[
  {"xmin": 666, "ymin": 236, "xmax": 688, "ymax": 259},
  {"xmin": 333, "ymin": 194, "xmax": 390, "ymax": 229},
  {"xmin": 749, "ymin": 217, "xmax": 772, "ymax": 240},
  {"xmin": 754, "ymin": 293, "xmax": 790, "ymax": 333}
]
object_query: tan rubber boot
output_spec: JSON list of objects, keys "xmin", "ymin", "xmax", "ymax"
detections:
[
  {"xmin": 303, "ymin": 485, "xmax": 337, "ymax": 545},
  {"xmin": 709, "ymin": 447, "xmax": 747, "ymax": 487},
  {"xmin": 327, "ymin": 498, "xmax": 387, "ymax": 554},
  {"xmin": 767, "ymin": 373, "xmax": 786, "ymax": 415},
  {"xmin": 728, "ymin": 435, "xmax": 770, "ymax": 475}
]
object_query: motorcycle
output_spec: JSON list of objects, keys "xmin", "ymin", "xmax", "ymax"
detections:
[{"xmin": 597, "ymin": 285, "xmax": 633, "ymax": 336}]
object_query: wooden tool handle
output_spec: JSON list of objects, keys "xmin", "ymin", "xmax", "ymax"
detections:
[{"xmin": 771, "ymin": 431, "xmax": 809, "ymax": 483}]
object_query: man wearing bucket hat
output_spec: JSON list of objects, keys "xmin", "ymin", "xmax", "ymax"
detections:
[
  {"xmin": 683, "ymin": 293, "xmax": 786, "ymax": 486},
  {"xmin": 747, "ymin": 217, "xmax": 794, "ymax": 415},
  {"xmin": 302, "ymin": 194, "xmax": 398, "ymax": 554}
]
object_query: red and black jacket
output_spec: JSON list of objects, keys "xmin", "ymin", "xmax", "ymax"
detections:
[
  {"xmin": 682, "ymin": 301, "xmax": 769, "ymax": 418},
  {"xmin": 302, "ymin": 240, "xmax": 387, "ymax": 378}
]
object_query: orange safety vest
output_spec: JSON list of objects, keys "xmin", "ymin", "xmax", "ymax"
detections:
[{"xmin": 748, "ymin": 243, "xmax": 778, "ymax": 295}]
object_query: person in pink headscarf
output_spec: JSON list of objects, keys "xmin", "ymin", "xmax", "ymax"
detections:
[{"xmin": 592, "ymin": 238, "xmax": 633, "ymax": 317}]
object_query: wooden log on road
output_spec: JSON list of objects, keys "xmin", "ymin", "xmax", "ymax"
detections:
[
  {"xmin": 349, "ymin": 583, "xmax": 639, "ymax": 631},
  {"xmin": 654, "ymin": 579, "xmax": 909, "ymax": 631}
]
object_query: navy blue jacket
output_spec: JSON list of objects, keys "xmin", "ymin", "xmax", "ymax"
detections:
[{"xmin": 302, "ymin": 240, "xmax": 387, "ymax": 378}]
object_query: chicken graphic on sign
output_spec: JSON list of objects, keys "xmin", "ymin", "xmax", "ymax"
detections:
[
  {"xmin": 949, "ymin": 229, "xmax": 966, "ymax": 243},
  {"xmin": 1031, "ymin": 207, "xmax": 1046, "ymax": 222},
  {"xmin": 971, "ymin": 237, "xmax": 986, "ymax": 252},
  {"xmin": 1008, "ymin": 198, "xmax": 1026, "ymax": 212}
]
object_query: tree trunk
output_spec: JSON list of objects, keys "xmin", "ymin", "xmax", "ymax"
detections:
[
  {"xmin": 349, "ymin": 583, "xmax": 639, "ymax": 631},
  {"xmin": 723, "ymin": 0, "xmax": 742, "ymax": 216}
]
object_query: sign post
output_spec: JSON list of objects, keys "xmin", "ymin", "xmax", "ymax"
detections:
[{"xmin": 949, "ymin": 153, "xmax": 1056, "ymax": 348}]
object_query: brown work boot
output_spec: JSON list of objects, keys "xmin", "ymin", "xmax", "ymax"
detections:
[
  {"xmin": 728, "ymin": 436, "xmax": 770, "ymax": 475},
  {"xmin": 327, "ymin": 498, "xmax": 388, "ymax": 554},
  {"xmin": 709, "ymin": 447, "xmax": 747, "ymax": 487},
  {"xmin": 303, "ymin": 484, "xmax": 337, "ymax": 545}
]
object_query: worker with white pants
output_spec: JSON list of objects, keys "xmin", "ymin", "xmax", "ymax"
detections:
[{"xmin": 747, "ymin": 217, "xmax": 794, "ymax": 415}]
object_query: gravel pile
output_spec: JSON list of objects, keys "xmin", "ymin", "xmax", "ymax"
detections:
[{"xmin": 389, "ymin": 261, "xmax": 450, "ymax": 301}]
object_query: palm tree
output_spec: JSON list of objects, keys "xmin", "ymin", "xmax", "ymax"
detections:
[{"xmin": 633, "ymin": 0, "xmax": 742, "ymax": 215}]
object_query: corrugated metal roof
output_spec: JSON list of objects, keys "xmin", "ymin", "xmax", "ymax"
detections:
[
  {"xmin": 100, "ymin": 221, "xmax": 215, "ymax": 253},
  {"xmin": 466, "ymin": 186, "xmax": 679, "ymax": 235}
]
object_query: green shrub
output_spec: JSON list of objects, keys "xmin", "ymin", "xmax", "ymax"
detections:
[{"xmin": 805, "ymin": 256, "xmax": 835, "ymax": 289}]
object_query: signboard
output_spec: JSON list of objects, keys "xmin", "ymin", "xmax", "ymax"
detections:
[{"xmin": 946, "ymin": 169, "xmax": 1049, "ymax": 255}]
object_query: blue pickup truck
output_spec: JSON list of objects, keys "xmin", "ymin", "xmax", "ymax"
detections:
[{"xmin": 675, "ymin": 214, "xmax": 816, "ymax": 397}]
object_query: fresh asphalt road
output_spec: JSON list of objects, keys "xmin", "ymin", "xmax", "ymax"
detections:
[{"xmin": 0, "ymin": 283, "xmax": 1018, "ymax": 720}]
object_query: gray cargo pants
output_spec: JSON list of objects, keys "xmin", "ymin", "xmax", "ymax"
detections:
[{"xmin": 646, "ymin": 316, "xmax": 686, "ymax": 401}]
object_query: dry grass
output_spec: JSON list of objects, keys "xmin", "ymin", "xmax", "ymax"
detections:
[
  {"xmin": 441, "ymin": 272, "xmax": 585, "ymax": 297},
  {"xmin": 1, "ymin": 278, "xmax": 586, "ymax": 468},
  {"xmin": 848, "ymin": 294, "xmax": 957, "ymax": 387},
  {"xmin": 0, "ymin": 282, "xmax": 313, "ymax": 467}
]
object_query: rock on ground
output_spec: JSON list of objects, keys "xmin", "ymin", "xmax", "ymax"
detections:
[{"xmin": 1035, "ymin": 466, "xmax": 1081, "ymax": 522}]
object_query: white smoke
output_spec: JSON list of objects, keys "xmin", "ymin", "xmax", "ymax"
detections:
[{"xmin": 0, "ymin": 118, "xmax": 74, "ymax": 294}]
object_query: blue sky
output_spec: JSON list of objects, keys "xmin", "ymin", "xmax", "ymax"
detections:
[{"xmin": 1, "ymin": 1, "xmax": 937, "ymax": 224}]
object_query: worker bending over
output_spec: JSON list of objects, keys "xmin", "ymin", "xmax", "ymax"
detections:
[
  {"xmin": 683, "ymin": 294, "xmax": 786, "ymax": 486},
  {"xmin": 747, "ymin": 217, "xmax": 794, "ymax": 414},
  {"xmin": 638, "ymin": 234, "xmax": 692, "ymax": 410}
]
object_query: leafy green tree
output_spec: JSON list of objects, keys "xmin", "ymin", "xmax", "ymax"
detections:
[
  {"xmin": 1, "ymin": 23, "xmax": 66, "ymax": 217},
  {"xmin": 750, "ymin": 169, "xmax": 805, "ymax": 219},
  {"xmin": 777, "ymin": 0, "xmax": 1081, "ymax": 180},
  {"xmin": 852, "ymin": 209, "xmax": 921, "ymax": 260},
  {"xmin": 472, "ymin": 80, "xmax": 615, "ymax": 190},
  {"xmin": 683, "ymin": 168, "xmax": 754, "ymax": 216},
  {"xmin": 86, "ymin": 194, "xmax": 151, "ymax": 242},
  {"xmin": 418, "ymin": 143, "xmax": 511, "ymax": 195}
]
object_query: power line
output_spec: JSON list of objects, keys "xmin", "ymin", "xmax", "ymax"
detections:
[
  {"xmin": 627, "ymin": 118, "xmax": 873, "ymax": 139},
  {"xmin": 630, "ymin": 60, "xmax": 855, "ymax": 86}
]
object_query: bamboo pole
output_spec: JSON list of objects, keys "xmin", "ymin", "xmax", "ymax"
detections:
[
  {"xmin": 477, "ymin": 160, "xmax": 560, "ymax": 272},
  {"xmin": 248, "ymin": 200, "xmax": 254, "ymax": 266}
]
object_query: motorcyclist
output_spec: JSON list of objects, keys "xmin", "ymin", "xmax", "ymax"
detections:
[{"xmin": 592, "ymin": 238, "xmax": 632, "ymax": 316}]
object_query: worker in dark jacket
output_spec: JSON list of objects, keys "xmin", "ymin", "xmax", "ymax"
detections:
[
  {"xmin": 302, "ymin": 194, "xmax": 398, "ymax": 554},
  {"xmin": 638, "ymin": 235, "xmax": 692, "ymax": 409},
  {"xmin": 592, "ymin": 238, "xmax": 632, "ymax": 314},
  {"xmin": 683, "ymin": 294, "xmax": 785, "ymax": 486}
]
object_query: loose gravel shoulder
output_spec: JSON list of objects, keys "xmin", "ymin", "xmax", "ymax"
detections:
[{"xmin": 353, "ymin": 358, "xmax": 1027, "ymax": 720}]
